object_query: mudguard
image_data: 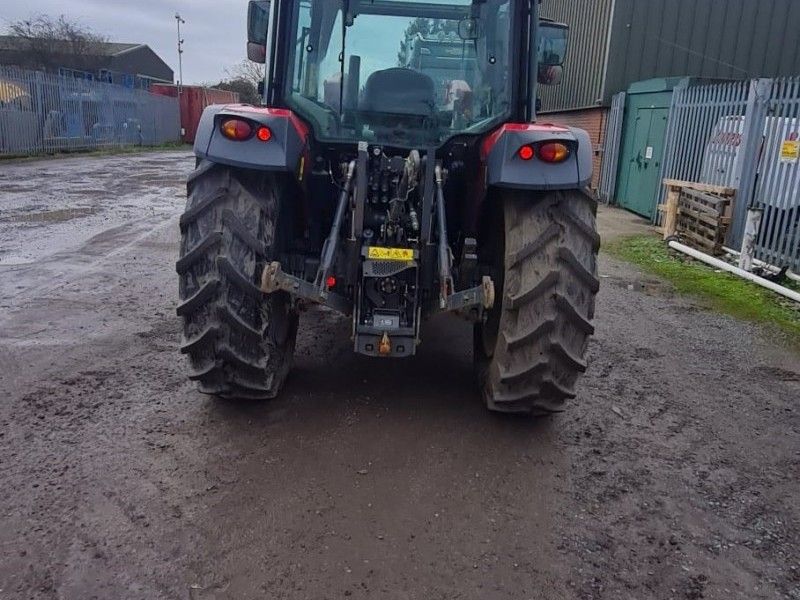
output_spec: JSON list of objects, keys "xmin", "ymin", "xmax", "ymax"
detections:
[
  {"xmin": 193, "ymin": 104, "xmax": 309, "ymax": 172},
  {"xmin": 481, "ymin": 123, "xmax": 593, "ymax": 190}
]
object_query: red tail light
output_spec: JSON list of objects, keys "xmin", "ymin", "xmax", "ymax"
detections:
[
  {"xmin": 518, "ymin": 145, "xmax": 535, "ymax": 160},
  {"xmin": 256, "ymin": 126, "xmax": 272, "ymax": 142},
  {"xmin": 325, "ymin": 275, "xmax": 336, "ymax": 289},
  {"xmin": 220, "ymin": 118, "xmax": 252, "ymax": 141},
  {"xmin": 537, "ymin": 142, "xmax": 570, "ymax": 163}
]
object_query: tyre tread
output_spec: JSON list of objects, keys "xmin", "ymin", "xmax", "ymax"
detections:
[
  {"xmin": 175, "ymin": 231, "xmax": 222, "ymax": 274},
  {"xmin": 177, "ymin": 162, "xmax": 297, "ymax": 400},
  {"xmin": 176, "ymin": 279, "xmax": 219, "ymax": 316},
  {"xmin": 480, "ymin": 189, "xmax": 599, "ymax": 415}
]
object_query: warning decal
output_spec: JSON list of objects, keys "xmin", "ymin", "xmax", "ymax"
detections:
[{"xmin": 780, "ymin": 139, "xmax": 799, "ymax": 163}]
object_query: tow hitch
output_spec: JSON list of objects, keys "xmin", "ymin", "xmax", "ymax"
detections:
[{"xmin": 259, "ymin": 149, "xmax": 495, "ymax": 358}]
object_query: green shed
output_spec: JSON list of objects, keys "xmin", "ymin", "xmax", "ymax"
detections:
[
  {"xmin": 614, "ymin": 77, "xmax": 732, "ymax": 218},
  {"xmin": 614, "ymin": 78, "xmax": 689, "ymax": 218}
]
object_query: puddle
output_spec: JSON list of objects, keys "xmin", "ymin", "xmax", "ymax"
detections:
[
  {"xmin": 64, "ymin": 189, "xmax": 111, "ymax": 198},
  {"xmin": 0, "ymin": 183, "xmax": 36, "ymax": 193},
  {"xmin": 751, "ymin": 365, "xmax": 800, "ymax": 382},
  {"xmin": 604, "ymin": 276, "xmax": 672, "ymax": 297},
  {"xmin": 1, "ymin": 207, "xmax": 99, "ymax": 224},
  {"xmin": 0, "ymin": 150, "xmax": 193, "ymax": 264}
]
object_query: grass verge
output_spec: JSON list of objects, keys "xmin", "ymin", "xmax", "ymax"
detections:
[{"xmin": 605, "ymin": 235, "xmax": 800, "ymax": 344}]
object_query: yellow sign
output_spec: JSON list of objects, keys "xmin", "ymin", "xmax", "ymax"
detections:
[
  {"xmin": 367, "ymin": 247, "xmax": 414, "ymax": 261},
  {"xmin": 780, "ymin": 140, "xmax": 799, "ymax": 163}
]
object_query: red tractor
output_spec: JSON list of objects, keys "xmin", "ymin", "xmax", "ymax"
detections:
[{"xmin": 177, "ymin": 0, "xmax": 598, "ymax": 414}]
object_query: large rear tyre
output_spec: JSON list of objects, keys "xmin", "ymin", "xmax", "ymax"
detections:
[
  {"xmin": 475, "ymin": 189, "xmax": 600, "ymax": 415},
  {"xmin": 176, "ymin": 161, "xmax": 298, "ymax": 400}
]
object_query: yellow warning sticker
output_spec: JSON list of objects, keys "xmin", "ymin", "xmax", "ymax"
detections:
[
  {"xmin": 780, "ymin": 140, "xmax": 799, "ymax": 163},
  {"xmin": 367, "ymin": 247, "xmax": 414, "ymax": 261}
]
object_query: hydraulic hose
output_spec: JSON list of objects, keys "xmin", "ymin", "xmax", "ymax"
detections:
[
  {"xmin": 316, "ymin": 160, "xmax": 357, "ymax": 296},
  {"xmin": 434, "ymin": 164, "xmax": 453, "ymax": 308}
]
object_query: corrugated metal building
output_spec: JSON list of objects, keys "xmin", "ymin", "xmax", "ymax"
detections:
[{"xmin": 538, "ymin": 0, "xmax": 800, "ymax": 191}]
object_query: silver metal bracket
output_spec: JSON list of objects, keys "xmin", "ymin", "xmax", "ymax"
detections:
[
  {"xmin": 437, "ymin": 276, "xmax": 495, "ymax": 318},
  {"xmin": 261, "ymin": 261, "xmax": 351, "ymax": 315}
]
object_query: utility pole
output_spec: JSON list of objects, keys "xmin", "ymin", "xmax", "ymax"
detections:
[{"xmin": 175, "ymin": 13, "xmax": 185, "ymax": 93}]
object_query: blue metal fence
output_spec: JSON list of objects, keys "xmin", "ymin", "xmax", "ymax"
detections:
[{"xmin": 0, "ymin": 66, "xmax": 180, "ymax": 156}]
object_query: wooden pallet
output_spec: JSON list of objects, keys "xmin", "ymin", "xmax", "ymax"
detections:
[
  {"xmin": 657, "ymin": 179, "xmax": 735, "ymax": 256},
  {"xmin": 676, "ymin": 188, "xmax": 732, "ymax": 255}
]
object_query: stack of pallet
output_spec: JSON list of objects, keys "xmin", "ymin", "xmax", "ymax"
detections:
[{"xmin": 659, "ymin": 179, "xmax": 735, "ymax": 256}]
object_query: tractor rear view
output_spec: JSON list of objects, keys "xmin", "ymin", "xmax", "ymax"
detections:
[{"xmin": 176, "ymin": 0, "xmax": 599, "ymax": 414}]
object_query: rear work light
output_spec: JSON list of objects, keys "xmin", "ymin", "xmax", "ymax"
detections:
[
  {"xmin": 220, "ymin": 118, "xmax": 253, "ymax": 141},
  {"xmin": 537, "ymin": 142, "xmax": 570, "ymax": 163}
]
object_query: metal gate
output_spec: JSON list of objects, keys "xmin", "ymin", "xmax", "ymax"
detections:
[
  {"xmin": 655, "ymin": 77, "xmax": 800, "ymax": 271},
  {"xmin": 598, "ymin": 91, "xmax": 625, "ymax": 203}
]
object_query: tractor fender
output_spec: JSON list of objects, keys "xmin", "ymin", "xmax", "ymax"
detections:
[
  {"xmin": 193, "ymin": 104, "xmax": 309, "ymax": 172},
  {"xmin": 481, "ymin": 123, "xmax": 593, "ymax": 190}
]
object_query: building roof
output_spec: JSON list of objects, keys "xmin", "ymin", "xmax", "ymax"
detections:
[
  {"xmin": 0, "ymin": 36, "xmax": 144, "ymax": 56},
  {"xmin": 0, "ymin": 36, "xmax": 173, "ymax": 83},
  {"xmin": 98, "ymin": 42, "xmax": 145, "ymax": 56}
]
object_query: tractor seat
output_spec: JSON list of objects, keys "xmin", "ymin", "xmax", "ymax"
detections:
[{"xmin": 359, "ymin": 68, "xmax": 436, "ymax": 116}]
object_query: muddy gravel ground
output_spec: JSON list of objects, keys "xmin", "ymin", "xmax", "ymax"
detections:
[{"xmin": 0, "ymin": 150, "xmax": 798, "ymax": 600}]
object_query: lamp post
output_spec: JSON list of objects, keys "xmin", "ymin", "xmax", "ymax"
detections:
[{"xmin": 175, "ymin": 12, "xmax": 185, "ymax": 93}]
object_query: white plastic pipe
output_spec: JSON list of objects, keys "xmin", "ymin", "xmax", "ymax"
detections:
[
  {"xmin": 723, "ymin": 246, "xmax": 800, "ymax": 283},
  {"xmin": 668, "ymin": 241, "xmax": 800, "ymax": 303}
]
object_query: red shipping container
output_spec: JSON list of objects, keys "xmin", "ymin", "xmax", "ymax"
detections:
[{"xmin": 151, "ymin": 84, "xmax": 240, "ymax": 143}]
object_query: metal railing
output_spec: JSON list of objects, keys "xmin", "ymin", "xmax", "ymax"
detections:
[
  {"xmin": 654, "ymin": 77, "xmax": 800, "ymax": 271},
  {"xmin": 752, "ymin": 78, "xmax": 800, "ymax": 270},
  {"xmin": 657, "ymin": 80, "xmax": 750, "ymax": 211},
  {"xmin": 0, "ymin": 66, "xmax": 180, "ymax": 157},
  {"xmin": 598, "ymin": 91, "xmax": 625, "ymax": 203}
]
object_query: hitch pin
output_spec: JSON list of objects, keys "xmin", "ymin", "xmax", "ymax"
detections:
[{"xmin": 378, "ymin": 332, "xmax": 391, "ymax": 356}]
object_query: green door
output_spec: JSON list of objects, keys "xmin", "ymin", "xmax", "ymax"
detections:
[
  {"xmin": 617, "ymin": 107, "xmax": 668, "ymax": 218},
  {"xmin": 641, "ymin": 108, "xmax": 668, "ymax": 216}
]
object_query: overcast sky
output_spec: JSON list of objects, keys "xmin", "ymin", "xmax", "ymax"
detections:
[{"xmin": 1, "ymin": 0, "xmax": 248, "ymax": 84}]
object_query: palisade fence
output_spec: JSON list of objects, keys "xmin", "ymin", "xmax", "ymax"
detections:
[
  {"xmin": 652, "ymin": 77, "xmax": 800, "ymax": 271},
  {"xmin": 657, "ymin": 80, "xmax": 751, "ymax": 194},
  {"xmin": 0, "ymin": 66, "xmax": 180, "ymax": 156},
  {"xmin": 598, "ymin": 91, "xmax": 625, "ymax": 203},
  {"xmin": 752, "ymin": 79, "xmax": 800, "ymax": 269}
]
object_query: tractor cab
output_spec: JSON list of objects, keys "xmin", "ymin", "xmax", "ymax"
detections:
[{"xmin": 247, "ymin": 0, "xmax": 567, "ymax": 147}]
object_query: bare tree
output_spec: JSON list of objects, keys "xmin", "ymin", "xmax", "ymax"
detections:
[
  {"xmin": 208, "ymin": 60, "xmax": 266, "ymax": 104},
  {"xmin": 6, "ymin": 14, "xmax": 108, "ymax": 71},
  {"xmin": 224, "ymin": 60, "xmax": 266, "ymax": 90},
  {"xmin": 212, "ymin": 77, "xmax": 261, "ymax": 105}
]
